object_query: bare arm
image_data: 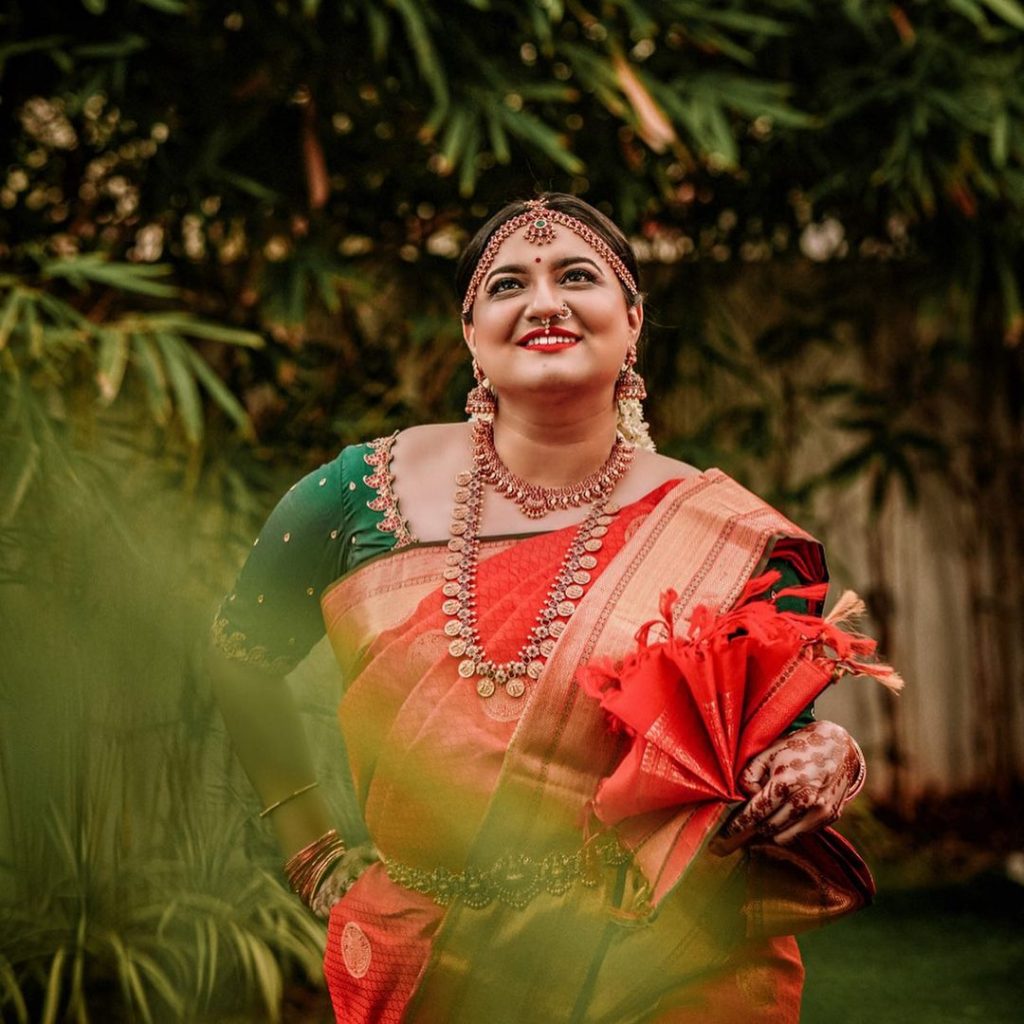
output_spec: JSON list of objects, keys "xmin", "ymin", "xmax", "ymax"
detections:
[{"xmin": 207, "ymin": 646, "xmax": 333, "ymax": 859}]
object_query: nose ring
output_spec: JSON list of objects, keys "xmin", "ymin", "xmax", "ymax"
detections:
[{"xmin": 541, "ymin": 304, "xmax": 572, "ymax": 330}]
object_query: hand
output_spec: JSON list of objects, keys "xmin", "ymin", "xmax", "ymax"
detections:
[
  {"xmin": 309, "ymin": 842, "xmax": 380, "ymax": 919},
  {"xmin": 709, "ymin": 721, "xmax": 865, "ymax": 856}
]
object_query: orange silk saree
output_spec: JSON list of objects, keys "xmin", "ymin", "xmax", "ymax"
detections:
[{"xmin": 318, "ymin": 471, "xmax": 865, "ymax": 1023}]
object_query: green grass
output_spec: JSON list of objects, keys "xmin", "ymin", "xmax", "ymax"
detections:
[{"xmin": 800, "ymin": 873, "xmax": 1024, "ymax": 1024}]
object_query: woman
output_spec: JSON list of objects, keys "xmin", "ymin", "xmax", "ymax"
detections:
[{"xmin": 209, "ymin": 194, "xmax": 869, "ymax": 1023}]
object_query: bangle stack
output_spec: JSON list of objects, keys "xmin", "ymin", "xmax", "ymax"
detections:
[
  {"xmin": 843, "ymin": 738, "xmax": 867, "ymax": 804},
  {"xmin": 284, "ymin": 828, "xmax": 347, "ymax": 909}
]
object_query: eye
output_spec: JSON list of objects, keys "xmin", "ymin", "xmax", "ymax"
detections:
[
  {"xmin": 486, "ymin": 276, "xmax": 523, "ymax": 296},
  {"xmin": 560, "ymin": 267, "xmax": 597, "ymax": 284}
]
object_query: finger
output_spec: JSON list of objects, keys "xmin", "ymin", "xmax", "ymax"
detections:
[
  {"xmin": 752, "ymin": 801, "xmax": 803, "ymax": 841},
  {"xmin": 739, "ymin": 751, "xmax": 771, "ymax": 794},
  {"xmin": 773, "ymin": 805, "xmax": 839, "ymax": 845},
  {"xmin": 712, "ymin": 786, "xmax": 785, "ymax": 854}
]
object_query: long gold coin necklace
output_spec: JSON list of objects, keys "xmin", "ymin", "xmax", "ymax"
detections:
[{"xmin": 443, "ymin": 422, "xmax": 634, "ymax": 699}]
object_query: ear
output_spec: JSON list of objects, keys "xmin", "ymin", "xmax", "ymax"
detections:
[
  {"xmin": 462, "ymin": 317, "xmax": 476, "ymax": 355},
  {"xmin": 627, "ymin": 300, "xmax": 644, "ymax": 342}
]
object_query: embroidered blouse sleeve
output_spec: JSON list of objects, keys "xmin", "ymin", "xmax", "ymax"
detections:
[{"xmin": 210, "ymin": 455, "xmax": 349, "ymax": 674}]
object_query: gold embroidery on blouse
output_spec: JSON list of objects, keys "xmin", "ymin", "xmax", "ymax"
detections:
[
  {"xmin": 363, "ymin": 431, "xmax": 417, "ymax": 548},
  {"xmin": 210, "ymin": 614, "xmax": 295, "ymax": 674},
  {"xmin": 383, "ymin": 834, "xmax": 633, "ymax": 911}
]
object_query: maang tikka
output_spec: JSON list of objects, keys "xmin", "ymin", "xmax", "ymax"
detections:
[{"xmin": 465, "ymin": 358, "xmax": 497, "ymax": 421}]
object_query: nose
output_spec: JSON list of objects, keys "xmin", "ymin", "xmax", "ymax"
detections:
[{"xmin": 525, "ymin": 277, "xmax": 565, "ymax": 323}]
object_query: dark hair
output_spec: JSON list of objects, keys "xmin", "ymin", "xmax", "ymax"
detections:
[{"xmin": 455, "ymin": 193, "xmax": 641, "ymax": 322}]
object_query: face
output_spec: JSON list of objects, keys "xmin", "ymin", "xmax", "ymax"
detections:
[{"xmin": 463, "ymin": 224, "xmax": 642, "ymax": 405}]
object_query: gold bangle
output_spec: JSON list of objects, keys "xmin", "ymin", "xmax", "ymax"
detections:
[{"xmin": 259, "ymin": 781, "xmax": 319, "ymax": 819}]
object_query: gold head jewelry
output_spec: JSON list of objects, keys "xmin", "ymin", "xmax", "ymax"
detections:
[{"xmin": 461, "ymin": 205, "xmax": 639, "ymax": 318}]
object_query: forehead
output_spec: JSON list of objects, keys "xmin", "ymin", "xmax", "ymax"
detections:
[{"xmin": 486, "ymin": 223, "xmax": 611, "ymax": 271}]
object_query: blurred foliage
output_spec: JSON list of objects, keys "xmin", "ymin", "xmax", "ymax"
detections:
[{"xmin": 2, "ymin": 0, "xmax": 1024, "ymax": 1017}]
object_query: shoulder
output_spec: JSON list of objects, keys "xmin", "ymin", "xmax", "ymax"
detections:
[
  {"xmin": 615, "ymin": 448, "xmax": 702, "ymax": 504},
  {"xmin": 389, "ymin": 422, "xmax": 472, "ymax": 486}
]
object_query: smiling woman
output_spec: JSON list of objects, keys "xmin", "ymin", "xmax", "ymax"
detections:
[{"xmin": 208, "ymin": 193, "xmax": 871, "ymax": 1023}]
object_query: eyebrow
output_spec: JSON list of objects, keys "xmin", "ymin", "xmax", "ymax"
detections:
[{"xmin": 483, "ymin": 256, "xmax": 605, "ymax": 287}]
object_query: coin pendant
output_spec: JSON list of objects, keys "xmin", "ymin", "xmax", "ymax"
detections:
[
  {"xmin": 565, "ymin": 584, "xmax": 584, "ymax": 600},
  {"xmin": 527, "ymin": 660, "xmax": 545, "ymax": 679},
  {"xmin": 451, "ymin": 506, "xmax": 469, "ymax": 521},
  {"xmin": 604, "ymin": 502, "xmax": 620, "ymax": 515},
  {"xmin": 589, "ymin": 525, "xmax": 608, "ymax": 538},
  {"xmin": 556, "ymin": 600, "xmax": 575, "ymax": 617},
  {"xmin": 458, "ymin": 659, "xmax": 476, "ymax": 678},
  {"xmin": 572, "ymin": 570, "xmax": 591, "ymax": 585},
  {"xmin": 455, "ymin": 471, "xmax": 472, "ymax": 486},
  {"xmin": 453, "ymin": 488, "xmax": 470, "ymax": 504},
  {"xmin": 596, "ymin": 515, "xmax": 615, "ymax": 526},
  {"xmin": 443, "ymin": 567, "xmax": 460, "ymax": 580},
  {"xmin": 579, "ymin": 554, "xmax": 598, "ymax": 570},
  {"xmin": 449, "ymin": 639, "xmax": 467, "ymax": 657},
  {"xmin": 448, "ymin": 537, "xmax": 465, "ymax": 552},
  {"xmin": 450, "ymin": 521, "xmax": 467, "ymax": 536},
  {"xmin": 540, "ymin": 638, "xmax": 556, "ymax": 658},
  {"xmin": 476, "ymin": 677, "xmax": 496, "ymax": 698},
  {"xmin": 548, "ymin": 621, "xmax": 566, "ymax": 638},
  {"xmin": 442, "ymin": 582, "xmax": 460, "ymax": 597},
  {"xmin": 444, "ymin": 620, "xmax": 462, "ymax": 637},
  {"xmin": 445, "ymin": 553, "xmax": 462, "ymax": 566},
  {"xmin": 505, "ymin": 679, "xmax": 526, "ymax": 698},
  {"xmin": 583, "ymin": 538, "xmax": 603, "ymax": 552},
  {"xmin": 442, "ymin": 599, "xmax": 460, "ymax": 615}
]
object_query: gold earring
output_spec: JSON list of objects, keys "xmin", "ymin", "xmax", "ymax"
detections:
[{"xmin": 465, "ymin": 358, "xmax": 497, "ymax": 420}]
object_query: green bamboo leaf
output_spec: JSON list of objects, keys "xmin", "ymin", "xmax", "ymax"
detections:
[
  {"xmin": 991, "ymin": 109, "xmax": 1009, "ymax": 166},
  {"xmin": 130, "ymin": 334, "xmax": 171, "ymax": 425},
  {"xmin": 486, "ymin": 111, "xmax": 511, "ymax": 163},
  {"xmin": 949, "ymin": 0, "xmax": 990, "ymax": 28},
  {"xmin": 73, "ymin": 33, "xmax": 148, "ymax": 59},
  {"xmin": 95, "ymin": 330, "xmax": 129, "ymax": 404},
  {"xmin": 0, "ymin": 435, "xmax": 40, "ymax": 527},
  {"xmin": 0, "ymin": 289, "xmax": 22, "ymax": 351},
  {"xmin": 180, "ymin": 343, "xmax": 254, "ymax": 437},
  {"xmin": 138, "ymin": 0, "xmax": 189, "ymax": 13},
  {"xmin": 439, "ymin": 107, "xmax": 471, "ymax": 170},
  {"xmin": 0, "ymin": 957, "xmax": 29, "ymax": 1024},
  {"xmin": 366, "ymin": 5, "xmax": 390, "ymax": 60},
  {"xmin": 498, "ymin": 107, "xmax": 584, "ymax": 174},
  {"xmin": 0, "ymin": 34, "xmax": 67, "ymax": 74},
  {"xmin": 40, "ymin": 947, "xmax": 67, "ymax": 1024},
  {"xmin": 143, "ymin": 314, "xmax": 263, "ymax": 348},
  {"xmin": 154, "ymin": 333, "xmax": 203, "ymax": 444},
  {"xmin": 458, "ymin": 122, "xmax": 482, "ymax": 197},
  {"xmin": 388, "ymin": 0, "xmax": 449, "ymax": 110},
  {"xmin": 979, "ymin": 0, "xmax": 1024, "ymax": 29},
  {"xmin": 129, "ymin": 950, "xmax": 184, "ymax": 1018},
  {"xmin": 43, "ymin": 257, "xmax": 179, "ymax": 298}
]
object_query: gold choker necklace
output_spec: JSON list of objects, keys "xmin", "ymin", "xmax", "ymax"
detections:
[{"xmin": 471, "ymin": 420, "xmax": 634, "ymax": 520}]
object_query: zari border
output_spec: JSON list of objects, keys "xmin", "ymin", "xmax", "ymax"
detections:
[{"xmin": 363, "ymin": 432, "xmax": 417, "ymax": 548}]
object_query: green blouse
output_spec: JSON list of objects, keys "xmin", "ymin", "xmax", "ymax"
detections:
[{"xmin": 211, "ymin": 434, "xmax": 816, "ymax": 730}]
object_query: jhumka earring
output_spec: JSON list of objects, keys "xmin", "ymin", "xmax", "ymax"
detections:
[
  {"xmin": 465, "ymin": 358, "xmax": 497, "ymax": 421},
  {"xmin": 614, "ymin": 343, "xmax": 647, "ymax": 402}
]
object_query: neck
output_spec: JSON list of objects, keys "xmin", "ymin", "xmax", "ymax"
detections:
[{"xmin": 488, "ymin": 402, "xmax": 620, "ymax": 488}]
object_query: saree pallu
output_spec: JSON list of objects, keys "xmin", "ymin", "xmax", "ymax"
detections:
[{"xmin": 319, "ymin": 471, "xmax": 845, "ymax": 1024}]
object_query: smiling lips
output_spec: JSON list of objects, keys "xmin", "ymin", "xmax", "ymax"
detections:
[{"xmin": 516, "ymin": 326, "xmax": 582, "ymax": 352}]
